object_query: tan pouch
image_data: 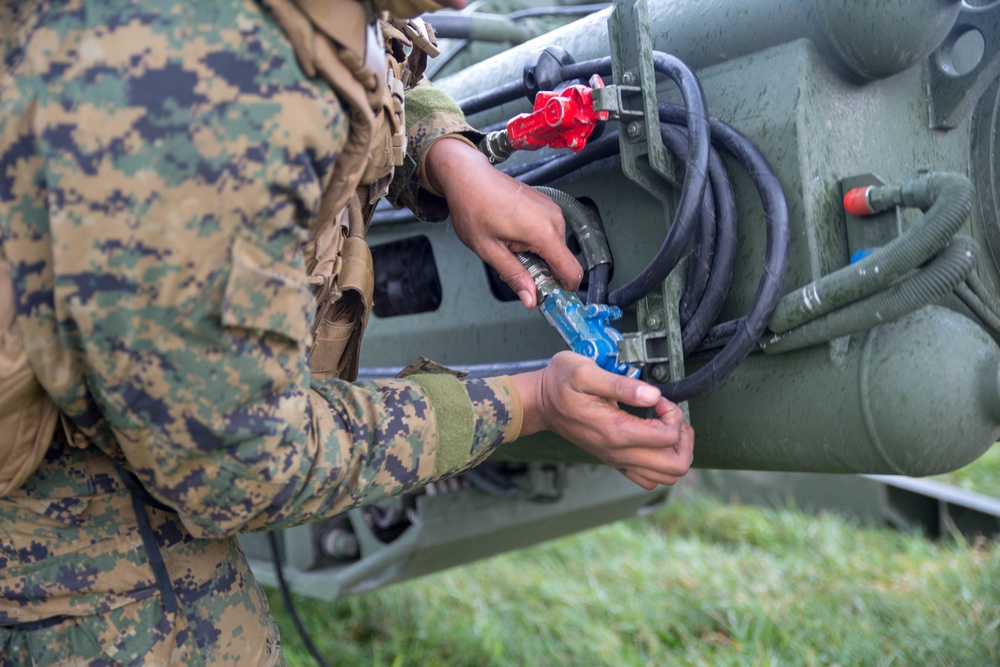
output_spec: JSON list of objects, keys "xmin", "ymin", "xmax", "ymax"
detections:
[
  {"xmin": 0, "ymin": 248, "xmax": 59, "ymax": 496},
  {"xmin": 361, "ymin": 66, "xmax": 406, "ymax": 193},
  {"xmin": 309, "ymin": 195, "xmax": 375, "ymax": 382}
]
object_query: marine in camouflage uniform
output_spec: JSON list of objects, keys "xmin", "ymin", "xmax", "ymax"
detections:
[{"xmin": 0, "ymin": 0, "xmax": 522, "ymax": 663}]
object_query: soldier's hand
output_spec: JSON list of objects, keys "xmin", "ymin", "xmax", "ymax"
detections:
[
  {"xmin": 510, "ymin": 352, "xmax": 695, "ymax": 489},
  {"xmin": 425, "ymin": 137, "xmax": 582, "ymax": 309}
]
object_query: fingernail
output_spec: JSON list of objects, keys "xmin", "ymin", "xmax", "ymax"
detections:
[
  {"xmin": 518, "ymin": 289, "xmax": 534, "ymax": 308},
  {"xmin": 637, "ymin": 385, "xmax": 660, "ymax": 403}
]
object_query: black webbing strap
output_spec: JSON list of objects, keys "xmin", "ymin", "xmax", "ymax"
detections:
[
  {"xmin": 112, "ymin": 461, "xmax": 180, "ymax": 615},
  {"xmin": 0, "ymin": 614, "xmax": 72, "ymax": 631}
]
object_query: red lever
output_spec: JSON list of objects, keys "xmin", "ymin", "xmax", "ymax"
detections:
[{"xmin": 506, "ymin": 75, "xmax": 609, "ymax": 153}]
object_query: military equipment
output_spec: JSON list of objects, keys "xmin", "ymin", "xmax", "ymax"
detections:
[{"xmin": 240, "ymin": 0, "xmax": 1000, "ymax": 600}]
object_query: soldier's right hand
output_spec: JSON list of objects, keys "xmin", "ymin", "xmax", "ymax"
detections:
[{"xmin": 509, "ymin": 351, "xmax": 694, "ymax": 489}]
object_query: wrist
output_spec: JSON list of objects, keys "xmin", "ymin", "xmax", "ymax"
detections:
[
  {"xmin": 425, "ymin": 137, "xmax": 491, "ymax": 198},
  {"xmin": 510, "ymin": 370, "xmax": 545, "ymax": 437}
]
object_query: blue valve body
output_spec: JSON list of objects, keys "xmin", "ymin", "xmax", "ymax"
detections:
[{"xmin": 518, "ymin": 253, "xmax": 639, "ymax": 378}]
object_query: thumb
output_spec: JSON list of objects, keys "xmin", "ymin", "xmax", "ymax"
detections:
[{"xmin": 572, "ymin": 364, "xmax": 662, "ymax": 408}]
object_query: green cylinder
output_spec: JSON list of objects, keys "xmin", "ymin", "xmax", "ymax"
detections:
[
  {"xmin": 440, "ymin": 0, "xmax": 961, "ymax": 100},
  {"xmin": 689, "ymin": 306, "xmax": 1000, "ymax": 476}
]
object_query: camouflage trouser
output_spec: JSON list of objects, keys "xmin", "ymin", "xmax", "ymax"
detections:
[
  {"xmin": 0, "ymin": 439, "xmax": 285, "ymax": 666},
  {"xmin": 0, "ymin": 595, "xmax": 285, "ymax": 667}
]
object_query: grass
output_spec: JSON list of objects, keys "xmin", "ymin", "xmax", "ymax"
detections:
[
  {"xmin": 266, "ymin": 456, "xmax": 1000, "ymax": 667},
  {"xmin": 934, "ymin": 443, "xmax": 1000, "ymax": 496}
]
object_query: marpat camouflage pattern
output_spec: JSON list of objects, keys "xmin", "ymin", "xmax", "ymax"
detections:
[{"xmin": 0, "ymin": 0, "xmax": 520, "ymax": 662}]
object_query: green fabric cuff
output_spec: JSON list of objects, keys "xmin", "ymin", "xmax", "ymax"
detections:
[
  {"xmin": 410, "ymin": 372, "xmax": 475, "ymax": 476},
  {"xmin": 404, "ymin": 86, "xmax": 465, "ymax": 132}
]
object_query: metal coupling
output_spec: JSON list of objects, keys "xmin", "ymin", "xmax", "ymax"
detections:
[
  {"xmin": 479, "ymin": 130, "xmax": 516, "ymax": 165},
  {"xmin": 517, "ymin": 252, "xmax": 639, "ymax": 378}
]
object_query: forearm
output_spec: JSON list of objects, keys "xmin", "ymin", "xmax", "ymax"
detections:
[
  {"xmin": 136, "ymin": 372, "xmax": 521, "ymax": 538},
  {"xmin": 388, "ymin": 83, "xmax": 483, "ymax": 220}
]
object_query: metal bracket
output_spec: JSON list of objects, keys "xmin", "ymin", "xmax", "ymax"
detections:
[
  {"xmin": 841, "ymin": 174, "xmax": 903, "ymax": 260},
  {"xmin": 591, "ymin": 84, "xmax": 645, "ymax": 120},
  {"xmin": 608, "ymin": 0, "xmax": 688, "ymax": 402},
  {"xmin": 926, "ymin": 2, "xmax": 1000, "ymax": 129}
]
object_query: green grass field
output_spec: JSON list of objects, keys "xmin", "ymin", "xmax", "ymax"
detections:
[{"xmin": 267, "ymin": 453, "xmax": 1000, "ymax": 667}]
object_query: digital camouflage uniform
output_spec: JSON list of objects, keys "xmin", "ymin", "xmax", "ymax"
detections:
[{"xmin": 0, "ymin": 0, "xmax": 523, "ymax": 664}]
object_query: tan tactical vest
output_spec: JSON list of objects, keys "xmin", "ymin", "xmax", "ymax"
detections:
[
  {"xmin": 0, "ymin": 0, "xmax": 437, "ymax": 493},
  {"xmin": 0, "ymin": 245, "xmax": 60, "ymax": 495},
  {"xmin": 266, "ymin": 0, "xmax": 438, "ymax": 381}
]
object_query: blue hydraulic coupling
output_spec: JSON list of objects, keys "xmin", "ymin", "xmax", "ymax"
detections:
[{"xmin": 517, "ymin": 252, "xmax": 640, "ymax": 378}]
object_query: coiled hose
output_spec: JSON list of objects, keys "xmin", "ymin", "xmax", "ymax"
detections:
[
  {"xmin": 653, "ymin": 103, "xmax": 789, "ymax": 402},
  {"xmin": 604, "ymin": 53, "xmax": 711, "ymax": 310},
  {"xmin": 454, "ymin": 53, "xmax": 789, "ymax": 401}
]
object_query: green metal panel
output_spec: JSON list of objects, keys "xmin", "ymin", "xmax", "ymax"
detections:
[
  {"xmin": 243, "ymin": 465, "xmax": 665, "ymax": 600},
  {"xmin": 363, "ymin": 0, "xmax": 1000, "ymax": 476},
  {"xmin": 253, "ymin": 0, "xmax": 1000, "ymax": 602}
]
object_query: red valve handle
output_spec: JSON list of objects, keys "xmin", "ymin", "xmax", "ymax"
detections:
[{"xmin": 506, "ymin": 75, "xmax": 609, "ymax": 153}]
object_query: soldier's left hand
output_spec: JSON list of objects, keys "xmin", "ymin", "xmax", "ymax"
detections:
[{"xmin": 425, "ymin": 137, "xmax": 583, "ymax": 309}]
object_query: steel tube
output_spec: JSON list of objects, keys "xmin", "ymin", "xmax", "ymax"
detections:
[
  {"xmin": 689, "ymin": 306, "xmax": 1000, "ymax": 476},
  {"xmin": 439, "ymin": 0, "xmax": 961, "ymax": 105}
]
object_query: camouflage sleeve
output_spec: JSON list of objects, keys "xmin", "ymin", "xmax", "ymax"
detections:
[
  {"xmin": 387, "ymin": 80, "xmax": 485, "ymax": 221},
  {"xmin": 1, "ymin": 0, "xmax": 520, "ymax": 540}
]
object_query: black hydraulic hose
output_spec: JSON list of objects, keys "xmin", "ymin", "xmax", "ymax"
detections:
[
  {"xmin": 680, "ymin": 139, "xmax": 738, "ymax": 354},
  {"xmin": 761, "ymin": 237, "xmax": 977, "ymax": 354},
  {"xmin": 503, "ymin": 153, "xmax": 564, "ymax": 179},
  {"xmin": 659, "ymin": 124, "xmax": 716, "ymax": 324},
  {"xmin": 679, "ymin": 175, "xmax": 716, "ymax": 325},
  {"xmin": 560, "ymin": 56, "xmax": 613, "ymax": 81},
  {"xmin": 588, "ymin": 263, "xmax": 610, "ymax": 304},
  {"xmin": 654, "ymin": 123, "xmax": 738, "ymax": 353},
  {"xmin": 653, "ymin": 103, "xmax": 789, "ymax": 403},
  {"xmin": 515, "ymin": 133, "xmax": 729, "ymax": 355},
  {"xmin": 458, "ymin": 80, "xmax": 525, "ymax": 117},
  {"xmin": 531, "ymin": 186, "xmax": 614, "ymax": 305},
  {"xmin": 692, "ymin": 318, "xmax": 740, "ymax": 353},
  {"xmin": 534, "ymin": 186, "xmax": 613, "ymax": 270},
  {"xmin": 519, "ymin": 132, "xmax": 623, "ymax": 185},
  {"xmin": 516, "ymin": 125, "xmax": 736, "ymax": 354},
  {"xmin": 270, "ymin": 533, "xmax": 333, "ymax": 667},
  {"xmin": 606, "ymin": 53, "xmax": 711, "ymax": 309},
  {"xmin": 769, "ymin": 173, "xmax": 975, "ymax": 333}
]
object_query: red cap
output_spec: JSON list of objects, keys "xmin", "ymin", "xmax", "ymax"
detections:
[{"xmin": 843, "ymin": 186, "xmax": 874, "ymax": 216}]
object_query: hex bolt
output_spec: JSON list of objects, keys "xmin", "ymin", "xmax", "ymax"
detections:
[
  {"xmin": 626, "ymin": 121, "xmax": 644, "ymax": 138},
  {"xmin": 621, "ymin": 71, "xmax": 637, "ymax": 86},
  {"xmin": 651, "ymin": 363, "xmax": 670, "ymax": 382},
  {"xmin": 646, "ymin": 311, "xmax": 664, "ymax": 329}
]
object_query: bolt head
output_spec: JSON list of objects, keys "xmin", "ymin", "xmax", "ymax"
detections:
[
  {"xmin": 626, "ymin": 121, "xmax": 643, "ymax": 138},
  {"xmin": 622, "ymin": 71, "xmax": 637, "ymax": 86},
  {"xmin": 651, "ymin": 364, "xmax": 670, "ymax": 382}
]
